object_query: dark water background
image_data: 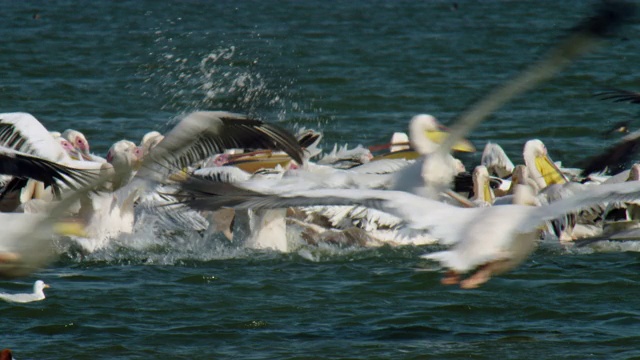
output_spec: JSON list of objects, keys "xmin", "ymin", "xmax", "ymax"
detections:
[{"xmin": 1, "ymin": 1, "xmax": 640, "ymax": 359}]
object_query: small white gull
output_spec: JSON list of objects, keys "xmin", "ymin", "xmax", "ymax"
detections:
[{"xmin": 0, "ymin": 280, "xmax": 50, "ymax": 303}]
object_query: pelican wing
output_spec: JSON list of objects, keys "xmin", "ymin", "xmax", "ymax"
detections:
[
  {"xmin": 349, "ymin": 159, "xmax": 412, "ymax": 175},
  {"xmin": 595, "ymin": 88, "xmax": 640, "ymax": 104},
  {"xmin": 0, "ymin": 113, "xmax": 69, "ymax": 162},
  {"xmin": 438, "ymin": 1, "xmax": 632, "ymax": 155},
  {"xmin": 296, "ymin": 129, "xmax": 323, "ymax": 149},
  {"xmin": 142, "ymin": 111, "xmax": 303, "ymax": 179},
  {"xmin": 520, "ymin": 180, "xmax": 640, "ymax": 234},
  {"xmin": 193, "ymin": 166, "xmax": 252, "ymax": 183},
  {"xmin": 579, "ymin": 130, "xmax": 640, "ymax": 176},
  {"xmin": 574, "ymin": 226, "xmax": 640, "ymax": 247},
  {"xmin": 177, "ymin": 179, "xmax": 479, "ymax": 246},
  {"xmin": 0, "ymin": 146, "xmax": 96, "ymax": 189},
  {"xmin": 0, "ymin": 166, "xmax": 115, "ymax": 278}
]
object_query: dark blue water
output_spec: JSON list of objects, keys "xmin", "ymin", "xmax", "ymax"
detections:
[{"xmin": 1, "ymin": 1, "xmax": 640, "ymax": 359}]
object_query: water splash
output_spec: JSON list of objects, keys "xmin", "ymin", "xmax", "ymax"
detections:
[{"xmin": 139, "ymin": 30, "xmax": 312, "ymax": 126}]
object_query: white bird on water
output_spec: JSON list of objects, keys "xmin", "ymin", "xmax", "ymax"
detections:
[{"xmin": 0, "ymin": 280, "xmax": 50, "ymax": 303}]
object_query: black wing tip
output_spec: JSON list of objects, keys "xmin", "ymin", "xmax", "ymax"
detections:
[
  {"xmin": 571, "ymin": 1, "xmax": 636, "ymax": 37},
  {"xmin": 219, "ymin": 114, "xmax": 305, "ymax": 164},
  {"xmin": 297, "ymin": 130, "xmax": 322, "ymax": 149},
  {"xmin": 260, "ymin": 123, "xmax": 305, "ymax": 164},
  {"xmin": 593, "ymin": 87, "xmax": 640, "ymax": 105},
  {"xmin": 579, "ymin": 133, "xmax": 640, "ymax": 176}
]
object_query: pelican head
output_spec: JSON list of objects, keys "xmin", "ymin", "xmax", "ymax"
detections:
[
  {"xmin": 56, "ymin": 137, "xmax": 82, "ymax": 160},
  {"xmin": 472, "ymin": 165, "xmax": 494, "ymax": 205},
  {"xmin": 409, "ymin": 114, "xmax": 476, "ymax": 155},
  {"xmin": 140, "ymin": 131, "xmax": 165, "ymax": 157},
  {"xmin": 107, "ymin": 140, "xmax": 143, "ymax": 168},
  {"xmin": 106, "ymin": 140, "xmax": 143, "ymax": 189},
  {"xmin": 62, "ymin": 129, "xmax": 91, "ymax": 159},
  {"xmin": 523, "ymin": 139, "xmax": 566, "ymax": 189}
]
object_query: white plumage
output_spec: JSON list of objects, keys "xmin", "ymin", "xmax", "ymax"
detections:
[{"xmin": 0, "ymin": 280, "xmax": 49, "ymax": 303}]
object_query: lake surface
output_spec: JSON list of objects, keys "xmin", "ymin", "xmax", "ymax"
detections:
[{"xmin": 1, "ymin": 1, "xmax": 640, "ymax": 359}]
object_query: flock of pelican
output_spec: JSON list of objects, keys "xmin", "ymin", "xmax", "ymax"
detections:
[
  {"xmin": 0, "ymin": 101, "xmax": 639, "ymax": 289},
  {"xmin": 0, "ymin": 2, "xmax": 637, "ymax": 289}
]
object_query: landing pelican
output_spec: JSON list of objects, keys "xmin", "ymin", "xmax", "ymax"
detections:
[{"xmin": 177, "ymin": 173, "xmax": 640, "ymax": 288}]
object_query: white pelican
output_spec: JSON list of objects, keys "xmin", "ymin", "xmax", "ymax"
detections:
[
  {"xmin": 481, "ymin": 141, "xmax": 515, "ymax": 179},
  {"xmin": 580, "ymin": 127, "xmax": 640, "ymax": 177},
  {"xmin": 63, "ymin": 129, "xmax": 106, "ymax": 163},
  {"xmin": 140, "ymin": 130, "xmax": 165, "ymax": 157},
  {"xmin": 595, "ymin": 87, "xmax": 640, "ymax": 105},
  {"xmin": 62, "ymin": 129, "xmax": 90, "ymax": 158},
  {"xmin": 470, "ymin": 165, "xmax": 495, "ymax": 207},
  {"xmin": 0, "ymin": 145, "xmax": 98, "ymax": 212},
  {"xmin": 0, "ymin": 145, "xmax": 96, "ymax": 193},
  {"xmin": 61, "ymin": 111, "xmax": 304, "ymax": 252},
  {"xmin": 600, "ymin": 164, "xmax": 640, "ymax": 229},
  {"xmin": 0, "ymin": 280, "xmax": 49, "ymax": 303},
  {"xmin": 136, "ymin": 111, "xmax": 304, "ymax": 183},
  {"xmin": 389, "ymin": 114, "xmax": 475, "ymax": 199},
  {"xmin": 0, "ymin": 167, "xmax": 111, "ymax": 278},
  {"xmin": 369, "ymin": 131, "xmax": 419, "ymax": 161},
  {"xmin": 56, "ymin": 137, "xmax": 82, "ymax": 160},
  {"xmin": 0, "ymin": 113, "xmax": 105, "ymax": 171},
  {"xmin": 522, "ymin": 139, "xmax": 568, "ymax": 190},
  {"xmin": 69, "ymin": 140, "xmax": 144, "ymax": 251},
  {"xmin": 523, "ymin": 139, "xmax": 607, "ymax": 240},
  {"xmin": 105, "ymin": 140, "xmax": 143, "ymax": 191}
]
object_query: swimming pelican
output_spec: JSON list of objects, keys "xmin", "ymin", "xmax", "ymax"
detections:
[
  {"xmin": 390, "ymin": 114, "xmax": 475, "ymax": 199},
  {"xmin": 481, "ymin": 141, "xmax": 515, "ymax": 179},
  {"xmin": 522, "ymin": 139, "xmax": 568, "ymax": 190},
  {"xmin": 601, "ymin": 164, "xmax": 640, "ymax": 227},
  {"xmin": 470, "ymin": 165, "xmax": 495, "ymax": 207},
  {"xmin": 317, "ymin": 143, "xmax": 373, "ymax": 169}
]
